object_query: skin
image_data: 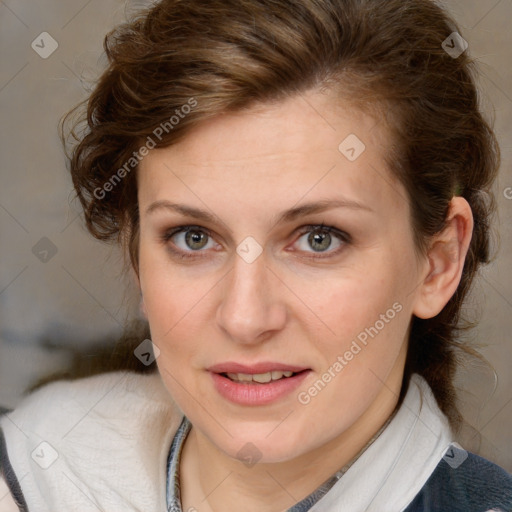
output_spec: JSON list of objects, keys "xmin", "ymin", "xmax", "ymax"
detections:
[{"xmin": 136, "ymin": 89, "xmax": 473, "ymax": 512}]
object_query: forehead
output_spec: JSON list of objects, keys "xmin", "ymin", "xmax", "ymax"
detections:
[{"xmin": 137, "ymin": 90, "xmax": 406, "ymax": 219}]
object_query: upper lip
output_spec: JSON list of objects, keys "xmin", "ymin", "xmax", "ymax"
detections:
[{"xmin": 207, "ymin": 362, "xmax": 309, "ymax": 374}]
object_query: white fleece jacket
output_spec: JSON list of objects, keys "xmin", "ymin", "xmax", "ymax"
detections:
[{"xmin": 0, "ymin": 371, "xmax": 454, "ymax": 512}]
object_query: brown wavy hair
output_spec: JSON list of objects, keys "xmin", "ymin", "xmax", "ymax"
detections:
[{"xmin": 61, "ymin": 0, "xmax": 500, "ymax": 430}]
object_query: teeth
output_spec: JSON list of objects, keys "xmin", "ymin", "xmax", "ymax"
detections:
[
  {"xmin": 226, "ymin": 370, "xmax": 295, "ymax": 383},
  {"xmin": 272, "ymin": 370, "xmax": 294, "ymax": 380}
]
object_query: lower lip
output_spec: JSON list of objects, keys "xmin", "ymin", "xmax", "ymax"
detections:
[{"xmin": 210, "ymin": 371, "xmax": 311, "ymax": 406}]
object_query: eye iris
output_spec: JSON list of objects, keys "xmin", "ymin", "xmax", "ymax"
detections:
[
  {"xmin": 308, "ymin": 230, "xmax": 331, "ymax": 252},
  {"xmin": 185, "ymin": 230, "xmax": 208, "ymax": 250}
]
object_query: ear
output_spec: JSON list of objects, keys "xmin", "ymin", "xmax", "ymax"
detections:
[{"xmin": 412, "ymin": 197, "xmax": 474, "ymax": 319}]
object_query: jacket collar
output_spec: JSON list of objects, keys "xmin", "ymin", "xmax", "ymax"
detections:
[{"xmin": 1, "ymin": 372, "xmax": 452, "ymax": 511}]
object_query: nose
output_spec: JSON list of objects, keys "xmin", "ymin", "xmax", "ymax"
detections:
[{"xmin": 216, "ymin": 250, "xmax": 287, "ymax": 345}]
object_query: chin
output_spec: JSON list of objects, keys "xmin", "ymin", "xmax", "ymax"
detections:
[{"xmin": 212, "ymin": 421, "xmax": 315, "ymax": 464}]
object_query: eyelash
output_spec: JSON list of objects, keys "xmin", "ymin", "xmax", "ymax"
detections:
[{"xmin": 160, "ymin": 223, "xmax": 351, "ymax": 261}]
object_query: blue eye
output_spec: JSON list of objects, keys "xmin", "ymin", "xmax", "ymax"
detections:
[
  {"xmin": 162, "ymin": 226, "xmax": 217, "ymax": 259},
  {"xmin": 294, "ymin": 224, "xmax": 349, "ymax": 257}
]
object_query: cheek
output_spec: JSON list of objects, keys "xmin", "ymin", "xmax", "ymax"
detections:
[
  {"xmin": 302, "ymin": 272, "xmax": 398, "ymax": 331},
  {"xmin": 144, "ymin": 278, "xmax": 205, "ymax": 344},
  {"xmin": 138, "ymin": 248, "xmax": 219, "ymax": 370},
  {"xmin": 139, "ymin": 246, "xmax": 195, "ymax": 339},
  {"xmin": 300, "ymin": 256, "xmax": 413, "ymax": 361}
]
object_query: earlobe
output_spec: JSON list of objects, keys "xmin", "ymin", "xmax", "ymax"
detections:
[{"xmin": 412, "ymin": 197, "xmax": 473, "ymax": 320}]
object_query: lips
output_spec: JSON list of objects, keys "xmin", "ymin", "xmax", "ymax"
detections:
[
  {"xmin": 208, "ymin": 362, "xmax": 312, "ymax": 405},
  {"xmin": 207, "ymin": 362, "xmax": 309, "ymax": 374},
  {"xmin": 209, "ymin": 363, "xmax": 312, "ymax": 406}
]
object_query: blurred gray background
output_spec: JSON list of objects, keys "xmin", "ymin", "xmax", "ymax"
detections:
[{"xmin": 1, "ymin": 0, "xmax": 511, "ymax": 470}]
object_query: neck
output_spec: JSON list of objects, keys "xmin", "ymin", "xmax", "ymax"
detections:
[{"xmin": 179, "ymin": 368, "xmax": 404, "ymax": 512}]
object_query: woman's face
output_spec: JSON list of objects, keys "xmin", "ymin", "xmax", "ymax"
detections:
[{"xmin": 137, "ymin": 90, "xmax": 427, "ymax": 463}]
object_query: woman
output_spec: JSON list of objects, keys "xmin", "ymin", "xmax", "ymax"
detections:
[{"xmin": 1, "ymin": 0, "xmax": 511, "ymax": 510}]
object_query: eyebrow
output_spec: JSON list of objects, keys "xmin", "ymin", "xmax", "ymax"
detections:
[{"xmin": 145, "ymin": 198, "xmax": 373, "ymax": 225}]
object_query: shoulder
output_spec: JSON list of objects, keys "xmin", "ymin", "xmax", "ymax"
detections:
[
  {"xmin": 0, "ymin": 371, "xmax": 183, "ymax": 511},
  {"xmin": 405, "ymin": 444, "xmax": 512, "ymax": 512},
  {"xmin": 1, "ymin": 370, "xmax": 177, "ymax": 434}
]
